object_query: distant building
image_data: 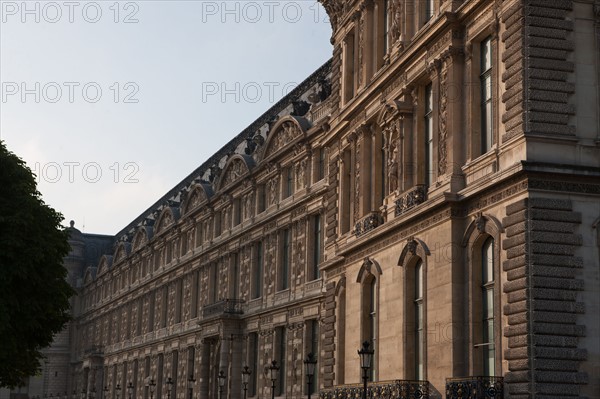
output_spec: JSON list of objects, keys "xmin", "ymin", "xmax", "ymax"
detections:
[{"xmin": 4, "ymin": 1, "xmax": 599, "ymax": 398}]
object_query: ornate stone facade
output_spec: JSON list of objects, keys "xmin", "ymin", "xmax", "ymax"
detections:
[{"xmin": 4, "ymin": 1, "xmax": 599, "ymax": 399}]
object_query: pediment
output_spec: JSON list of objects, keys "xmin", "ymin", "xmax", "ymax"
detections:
[
  {"xmin": 183, "ymin": 183, "xmax": 213, "ymax": 214},
  {"xmin": 83, "ymin": 267, "xmax": 97, "ymax": 284},
  {"xmin": 97, "ymin": 255, "xmax": 113, "ymax": 276},
  {"xmin": 113, "ymin": 242, "xmax": 131, "ymax": 264},
  {"xmin": 155, "ymin": 207, "xmax": 180, "ymax": 235},
  {"xmin": 262, "ymin": 116, "xmax": 310, "ymax": 161},
  {"xmin": 216, "ymin": 155, "xmax": 254, "ymax": 192},
  {"xmin": 132, "ymin": 227, "xmax": 153, "ymax": 252}
]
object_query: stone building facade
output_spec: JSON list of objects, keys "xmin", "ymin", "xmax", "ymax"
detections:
[{"xmin": 3, "ymin": 1, "xmax": 599, "ymax": 399}]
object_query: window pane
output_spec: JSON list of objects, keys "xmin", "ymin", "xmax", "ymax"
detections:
[{"xmin": 482, "ymin": 238, "xmax": 494, "ymax": 283}]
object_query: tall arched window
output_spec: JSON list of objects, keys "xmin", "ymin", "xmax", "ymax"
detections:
[
  {"xmin": 415, "ymin": 260, "xmax": 424, "ymax": 380},
  {"xmin": 481, "ymin": 237, "xmax": 495, "ymax": 376},
  {"xmin": 363, "ymin": 276, "xmax": 377, "ymax": 380},
  {"xmin": 462, "ymin": 214, "xmax": 503, "ymax": 378},
  {"xmin": 357, "ymin": 258, "xmax": 381, "ymax": 381}
]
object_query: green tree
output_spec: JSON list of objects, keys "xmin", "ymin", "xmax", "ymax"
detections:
[{"xmin": 0, "ymin": 141, "xmax": 74, "ymax": 388}]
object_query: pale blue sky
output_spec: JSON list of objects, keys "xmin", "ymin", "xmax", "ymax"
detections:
[{"xmin": 0, "ymin": 0, "xmax": 333, "ymax": 234}]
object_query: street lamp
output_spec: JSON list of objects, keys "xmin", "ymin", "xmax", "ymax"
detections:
[
  {"xmin": 187, "ymin": 374, "xmax": 195, "ymax": 399},
  {"xmin": 268, "ymin": 361, "xmax": 280, "ymax": 399},
  {"xmin": 115, "ymin": 385, "xmax": 121, "ymax": 399},
  {"xmin": 165, "ymin": 378, "xmax": 173, "ymax": 399},
  {"xmin": 304, "ymin": 353, "xmax": 317, "ymax": 399},
  {"xmin": 357, "ymin": 341, "xmax": 374, "ymax": 399},
  {"xmin": 127, "ymin": 383, "xmax": 134, "ymax": 399},
  {"xmin": 103, "ymin": 387, "xmax": 108, "ymax": 399},
  {"xmin": 217, "ymin": 371, "xmax": 226, "ymax": 399},
  {"xmin": 148, "ymin": 380, "xmax": 156, "ymax": 399},
  {"xmin": 241, "ymin": 366, "xmax": 252, "ymax": 399}
]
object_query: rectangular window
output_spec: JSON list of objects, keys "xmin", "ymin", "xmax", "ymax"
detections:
[
  {"xmin": 306, "ymin": 320, "xmax": 320, "ymax": 394},
  {"xmin": 191, "ymin": 270, "xmax": 199, "ymax": 318},
  {"xmin": 424, "ymin": 84, "xmax": 434, "ymax": 188},
  {"xmin": 136, "ymin": 298, "xmax": 143, "ymax": 336},
  {"xmin": 257, "ymin": 184, "xmax": 266, "ymax": 213},
  {"xmin": 214, "ymin": 212, "xmax": 222, "ymax": 237},
  {"xmin": 148, "ymin": 293, "xmax": 155, "ymax": 332},
  {"xmin": 161, "ymin": 286, "xmax": 168, "ymax": 328},
  {"xmin": 343, "ymin": 32, "xmax": 356, "ymax": 103},
  {"xmin": 310, "ymin": 214, "xmax": 323, "ymax": 281},
  {"xmin": 316, "ymin": 147, "xmax": 326, "ymax": 182},
  {"xmin": 175, "ymin": 279, "xmax": 183, "ymax": 324},
  {"xmin": 383, "ymin": 0, "xmax": 389, "ymax": 55},
  {"xmin": 284, "ymin": 166, "xmax": 294, "ymax": 198},
  {"xmin": 276, "ymin": 327, "xmax": 287, "ymax": 396},
  {"xmin": 481, "ymin": 37, "xmax": 493, "ymax": 153},
  {"xmin": 252, "ymin": 241, "xmax": 263, "ymax": 299},
  {"xmin": 171, "ymin": 350, "xmax": 178, "ymax": 399},
  {"xmin": 280, "ymin": 229, "xmax": 291, "ymax": 290},
  {"xmin": 210, "ymin": 263, "xmax": 218, "ymax": 304},
  {"xmin": 340, "ymin": 149, "xmax": 352, "ymax": 234},
  {"xmin": 187, "ymin": 346, "xmax": 195, "ymax": 381},
  {"xmin": 248, "ymin": 333, "xmax": 259, "ymax": 396},
  {"xmin": 232, "ymin": 253, "xmax": 239, "ymax": 300},
  {"xmin": 233, "ymin": 198, "xmax": 242, "ymax": 226}
]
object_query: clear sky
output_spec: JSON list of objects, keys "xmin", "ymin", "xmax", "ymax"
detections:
[{"xmin": 1, "ymin": 0, "xmax": 333, "ymax": 235}]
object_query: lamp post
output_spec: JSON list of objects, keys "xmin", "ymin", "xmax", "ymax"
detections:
[
  {"xmin": 268, "ymin": 361, "xmax": 279, "ymax": 399},
  {"xmin": 148, "ymin": 380, "xmax": 156, "ymax": 399},
  {"xmin": 103, "ymin": 387, "xmax": 108, "ymax": 399},
  {"xmin": 115, "ymin": 385, "xmax": 121, "ymax": 399},
  {"xmin": 357, "ymin": 341, "xmax": 374, "ymax": 399},
  {"xmin": 304, "ymin": 353, "xmax": 317, "ymax": 399},
  {"xmin": 127, "ymin": 383, "xmax": 134, "ymax": 399},
  {"xmin": 241, "ymin": 366, "xmax": 252, "ymax": 399},
  {"xmin": 187, "ymin": 374, "xmax": 195, "ymax": 399},
  {"xmin": 165, "ymin": 378, "xmax": 173, "ymax": 399}
]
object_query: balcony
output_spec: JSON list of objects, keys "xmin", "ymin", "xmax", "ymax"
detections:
[
  {"xmin": 202, "ymin": 299, "xmax": 244, "ymax": 318},
  {"xmin": 320, "ymin": 380, "xmax": 429, "ymax": 399},
  {"xmin": 395, "ymin": 185, "xmax": 427, "ymax": 216},
  {"xmin": 353, "ymin": 211, "xmax": 384, "ymax": 238},
  {"xmin": 445, "ymin": 376, "xmax": 503, "ymax": 399}
]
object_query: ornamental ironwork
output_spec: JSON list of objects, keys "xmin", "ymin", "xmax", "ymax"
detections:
[
  {"xmin": 395, "ymin": 185, "xmax": 427, "ymax": 216},
  {"xmin": 319, "ymin": 379, "xmax": 429, "ymax": 399},
  {"xmin": 353, "ymin": 211, "xmax": 384, "ymax": 238},
  {"xmin": 445, "ymin": 376, "xmax": 503, "ymax": 399}
]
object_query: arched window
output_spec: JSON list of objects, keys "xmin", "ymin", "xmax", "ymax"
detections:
[
  {"xmin": 362, "ymin": 275, "xmax": 377, "ymax": 380},
  {"xmin": 462, "ymin": 214, "xmax": 503, "ymax": 377},
  {"xmin": 481, "ymin": 237, "xmax": 495, "ymax": 376},
  {"xmin": 357, "ymin": 258, "xmax": 382, "ymax": 381},
  {"xmin": 404, "ymin": 257, "xmax": 425, "ymax": 381},
  {"xmin": 398, "ymin": 238, "xmax": 430, "ymax": 381},
  {"xmin": 414, "ymin": 260, "xmax": 424, "ymax": 380}
]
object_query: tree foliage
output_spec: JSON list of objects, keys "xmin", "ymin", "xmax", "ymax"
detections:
[{"xmin": 0, "ymin": 141, "xmax": 75, "ymax": 388}]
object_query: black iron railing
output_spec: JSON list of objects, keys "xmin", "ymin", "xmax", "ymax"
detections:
[
  {"xmin": 320, "ymin": 380, "xmax": 429, "ymax": 399},
  {"xmin": 353, "ymin": 211, "xmax": 384, "ymax": 238},
  {"xmin": 395, "ymin": 185, "xmax": 427, "ymax": 216},
  {"xmin": 202, "ymin": 299, "xmax": 244, "ymax": 318},
  {"xmin": 445, "ymin": 376, "xmax": 503, "ymax": 399}
]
